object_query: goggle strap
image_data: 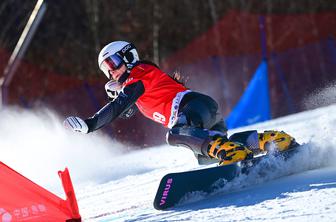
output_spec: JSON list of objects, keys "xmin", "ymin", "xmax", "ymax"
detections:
[{"xmin": 117, "ymin": 43, "xmax": 135, "ymax": 58}]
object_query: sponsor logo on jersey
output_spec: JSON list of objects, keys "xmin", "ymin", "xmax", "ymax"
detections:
[
  {"xmin": 153, "ymin": 112, "xmax": 166, "ymax": 124},
  {"xmin": 168, "ymin": 90, "xmax": 192, "ymax": 128}
]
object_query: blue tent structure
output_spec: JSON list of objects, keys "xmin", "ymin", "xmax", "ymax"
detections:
[{"xmin": 225, "ymin": 59, "xmax": 270, "ymax": 129}]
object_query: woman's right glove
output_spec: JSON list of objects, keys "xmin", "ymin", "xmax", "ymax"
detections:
[{"xmin": 63, "ymin": 116, "xmax": 89, "ymax": 133}]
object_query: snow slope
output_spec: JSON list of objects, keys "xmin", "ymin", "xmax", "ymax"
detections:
[
  {"xmin": 76, "ymin": 104, "xmax": 336, "ymax": 222},
  {"xmin": 1, "ymin": 103, "xmax": 336, "ymax": 222}
]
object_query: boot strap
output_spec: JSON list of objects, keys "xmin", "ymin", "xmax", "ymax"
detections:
[{"xmin": 208, "ymin": 138, "xmax": 226, "ymax": 158}]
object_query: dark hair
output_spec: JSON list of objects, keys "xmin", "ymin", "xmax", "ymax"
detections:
[
  {"xmin": 139, "ymin": 60, "xmax": 160, "ymax": 68},
  {"xmin": 169, "ymin": 70, "xmax": 189, "ymax": 86}
]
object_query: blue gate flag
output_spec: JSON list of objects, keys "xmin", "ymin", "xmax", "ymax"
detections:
[{"xmin": 226, "ymin": 60, "xmax": 270, "ymax": 129}]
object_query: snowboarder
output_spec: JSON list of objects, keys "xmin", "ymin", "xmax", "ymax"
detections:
[{"xmin": 64, "ymin": 41, "xmax": 297, "ymax": 165}]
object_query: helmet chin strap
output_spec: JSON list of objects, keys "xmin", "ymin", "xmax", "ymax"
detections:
[{"xmin": 117, "ymin": 69, "xmax": 131, "ymax": 84}]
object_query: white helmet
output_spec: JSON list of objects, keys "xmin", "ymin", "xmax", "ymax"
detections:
[{"xmin": 98, "ymin": 41, "xmax": 139, "ymax": 80}]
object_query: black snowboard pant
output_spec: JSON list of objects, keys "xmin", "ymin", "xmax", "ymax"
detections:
[{"xmin": 166, "ymin": 92, "xmax": 227, "ymax": 157}]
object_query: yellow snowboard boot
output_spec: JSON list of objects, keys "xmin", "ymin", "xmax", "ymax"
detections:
[
  {"xmin": 258, "ymin": 130, "xmax": 298, "ymax": 152},
  {"xmin": 208, "ymin": 137, "xmax": 253, "ymax": 166}
]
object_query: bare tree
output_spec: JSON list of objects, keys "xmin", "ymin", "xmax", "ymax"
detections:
[{"xmin": 152, "ymin": 1, "xmax": 160, "ymax": 65}]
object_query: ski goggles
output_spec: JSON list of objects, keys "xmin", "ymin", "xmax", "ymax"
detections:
[{"xmin": 100, "ymin": 54, "xmax": 124, "ymax": 79}]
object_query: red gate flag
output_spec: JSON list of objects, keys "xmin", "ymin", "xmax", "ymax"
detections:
[{"xmin": 0, "ymin": 162, "xmax": 81, "ymax": 221}]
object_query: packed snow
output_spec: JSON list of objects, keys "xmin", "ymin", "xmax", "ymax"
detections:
[{"xmin": 1, "ymin": 102, "xmax": 336, "ymax": 221}]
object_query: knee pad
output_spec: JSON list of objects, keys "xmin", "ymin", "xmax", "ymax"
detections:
[
  {"xmin": 210, "ymin": 119, "xmax": 228, "ymax": 137},
  {"xmin": 166, "ymin": 127, "xmax": 212, "ymax": 156}
]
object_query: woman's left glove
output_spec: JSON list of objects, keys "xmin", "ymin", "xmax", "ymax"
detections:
[
  {"xmin": 105, "ymin": 80, "xmax": 122, "ymax": 101},
  {"xmin": 63, "ymin": 116, "xmax": 89, "ymax": 133}
]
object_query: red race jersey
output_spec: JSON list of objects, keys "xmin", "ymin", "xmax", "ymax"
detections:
[{"xmin": 123, "ymin": 63, "xmax": 190, "ymax": 128}]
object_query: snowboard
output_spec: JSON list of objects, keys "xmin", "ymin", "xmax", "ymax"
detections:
[{"xmin": 153, "ymin": 145, "xmax": 302, "ymax": 210}]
